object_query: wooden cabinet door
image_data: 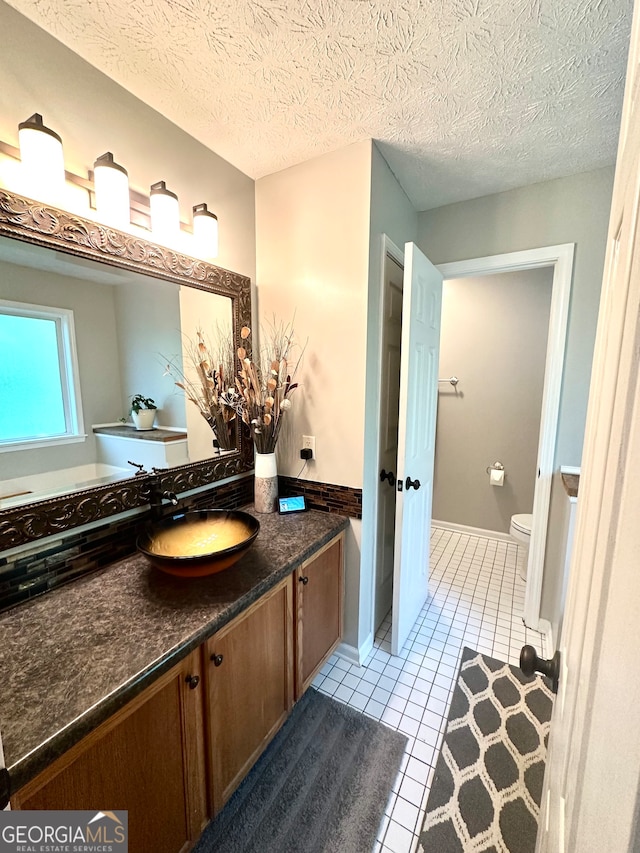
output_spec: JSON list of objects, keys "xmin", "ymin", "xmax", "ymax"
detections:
[
  {"xmin": 295, "ymin": 535, "xmax": 344, "ymax": 698},
  {"xmin": 204, "ymin": 575, "xmax": 294, "ymax": 815},
  {"xmin": 13, "ymin": 650, "xmax": 207, "ymax": 853}
]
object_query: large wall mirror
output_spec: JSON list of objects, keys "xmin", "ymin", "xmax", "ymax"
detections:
[{"xmin": 0, "ymin": 188, "xmax": 253, "ymax": 549}]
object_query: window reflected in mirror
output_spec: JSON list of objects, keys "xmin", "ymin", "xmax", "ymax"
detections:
[
  {"xmin": 0, "ymin": 238, "xmax": 237, "ymax": 511},
  {"xmin": 0, "ymin": 299, "xmax": 83, "ymax": 447}
]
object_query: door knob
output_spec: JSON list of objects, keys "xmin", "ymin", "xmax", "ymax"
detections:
[
  {"xmin": 405, "ymin": 476, "xmax": 421, "ymax": 490},
  {"xmin": 380, "ymin": 469, "xmax": 395, "ymax": 486},
  {"xmin": 520, "ymin": 645, "xmax": 561, "ymax": 694}
]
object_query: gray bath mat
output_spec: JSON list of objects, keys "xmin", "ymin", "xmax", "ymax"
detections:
[
  {"xmin": 419, "ymin": 647, "xmax": 554, "ymax": 853},
  {"xmin": 194, "ymin": 687, "xmax": 407, "ymax": 853}
]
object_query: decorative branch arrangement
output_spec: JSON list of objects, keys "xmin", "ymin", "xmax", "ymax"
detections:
[
  {"xmin": 225, "ymin": 319, "xmax": 304, "ymax": 454},
  {"xmin": 166, "ymin": 317, "xmax": 304, "ymax": 456},
  {"xmin": 165, "ymin": 327, "xmax": 237, "ymax": 451}
]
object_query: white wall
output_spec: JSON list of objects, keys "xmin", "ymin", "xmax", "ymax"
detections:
[
  {"xmin": 434, "ymin": 269, "xmax": 553, "ymax": 533},
  {"xmin": 255, "ymin": 141, "xmax": 373, "ymax": 487},
  {"xmin": 255, "ymin": 140, "xmax": 373, "ymax": 648},
  {"xmin": 177, "ymin": 286, "xmax": 234, "ymax": 462},
  {"xmin": 114, "ymin": 277, "xmax": 184, "ymax": 427},
  {"xmin": 418, "ymin": 167, "xmax": 614, "ymax": 466}
]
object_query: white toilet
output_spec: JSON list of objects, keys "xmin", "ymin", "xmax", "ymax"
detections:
[{"xmin": 510, "ymin": 513, "xmax": 532, "ymax": 581}]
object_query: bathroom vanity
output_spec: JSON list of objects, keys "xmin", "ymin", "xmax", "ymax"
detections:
[{"xmin": 0, "ymin": 508, "xmax": 347, "ymax": 853}]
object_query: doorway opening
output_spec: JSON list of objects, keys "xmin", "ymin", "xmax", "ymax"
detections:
[
  {"xmin": 433, "ymin": 266, "xmax": 553, "ymax": 545},
  {"xmin": 363, "ymin": 240, "xmax": 575, "ymax": 663}
]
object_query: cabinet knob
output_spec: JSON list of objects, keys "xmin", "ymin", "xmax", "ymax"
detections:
[
  {"xmin": 211, "ymin": 653, "xmax": 224, "ymax": 666},
  {"xmin": 185, "ymin": 674, "xmax": 200, "ymax": 689},
  {"xmin": 299, "ymin": 575, "xmax": 309, "ymax": 585},
  {"xmin": 405, "ymin": 476, "xmax": 421, "ymax": 491}
]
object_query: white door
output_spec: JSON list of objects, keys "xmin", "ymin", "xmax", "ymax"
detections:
[
  {"xmin": 537, "ymin": 2, "xmax": 640, "ymax": 850},
  {"xmin": 374, "ymin": 254, "xmax": 404, "ymax": 630},
  {"xmin": 391, "ymin": 243, "xmax": 443, "ymax": 655}
]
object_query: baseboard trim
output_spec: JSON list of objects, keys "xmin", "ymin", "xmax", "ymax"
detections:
[
  {"xmin": 335, "ymin": 643, "xmax": 360, "ymax": 666},
  {"xmin": 336, "ymin": 633, "xmax": 374, "ymax": 667},
  {"xmin": 560, "ymin": 465, "xmax": 581, "ymax": 476},
  {"xmin": 432, "ymin": 519, "xmax": 513, "ymax": 543}
]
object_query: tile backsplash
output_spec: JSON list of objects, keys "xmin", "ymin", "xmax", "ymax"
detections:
[
  {"xmin": 0, "ymin": 475, "xmax": 363, "ymax": 614},
  {"xmin": 0, "ymin": 476, "xmax": 253, "ymax": 614},
  {"xmin": 278, "ymin": 476, "xmax": 362, "ymax": 518}
]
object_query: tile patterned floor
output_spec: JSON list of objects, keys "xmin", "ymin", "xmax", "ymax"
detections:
[{"xmin": 312, "ymin": 526, "xmax": 547, "ymax": 853}]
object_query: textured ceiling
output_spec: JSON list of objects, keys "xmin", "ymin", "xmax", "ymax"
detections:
[{"xmin": 5, "ymin": 0, "xmax": 634, "ymax": 210}]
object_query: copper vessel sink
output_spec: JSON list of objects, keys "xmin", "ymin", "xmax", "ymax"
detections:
[{"xmin": 137, "ymin": 509, "xmax": 260, "ymax": 577}]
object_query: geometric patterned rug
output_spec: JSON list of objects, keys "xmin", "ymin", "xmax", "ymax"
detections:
[{"xmin": 418, "ymin": 646, "xmax": 554, "ymax": 853}]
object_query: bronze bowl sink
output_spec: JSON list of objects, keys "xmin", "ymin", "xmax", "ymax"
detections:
[{"xmin": 137, "ymin": 509, "xmax": 260, "ymax": 577}]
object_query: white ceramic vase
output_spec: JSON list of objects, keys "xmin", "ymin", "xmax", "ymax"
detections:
[
  {"xmin": 254, "ymin": 451, "xmax": 278, "ymax": 513},
  {"xmin": 132, "ymin": 408, "xmax": 156, "ymax": 430}
]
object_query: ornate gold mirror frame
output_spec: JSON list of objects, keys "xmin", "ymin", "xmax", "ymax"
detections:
[{"xmin": 0, "ymin": 188, "xmax": 253, "ymax": 549}]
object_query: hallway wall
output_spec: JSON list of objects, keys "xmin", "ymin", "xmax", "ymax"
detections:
[
  {"xmin": 417, "ymin": 167, "xmax": 614, "ymax": 467},
  {"xmin": 433, "ymin": 268, "xmax": 553, "ymax": 533}
]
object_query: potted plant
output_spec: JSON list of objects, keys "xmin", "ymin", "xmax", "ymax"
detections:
[{"xmin": 130, "ymin": 394, "xmax": 157, "ymax": 430}]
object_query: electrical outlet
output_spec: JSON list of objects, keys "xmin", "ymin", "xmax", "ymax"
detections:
[{"xmin": 302, "ymin": 435, "xmax": 316, "ymax": 459}]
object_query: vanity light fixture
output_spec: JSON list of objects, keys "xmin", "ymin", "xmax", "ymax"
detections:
[
  {"xmin": 17, "ymin": 113, "xmax": 65, "ymax": 204},
  {"xmin": 93, "ymin": 152, "xmax": 130, "ymax": 228},
  {"xmin": 150, "ymin": 180, "xmax": 180, "ymax": 243},
  {"xmin": 192, "ymin": 203, "xmax": 219, "ymax": 259},
  {"xmin": 2, "ymin": 111, "xmax": 221, "ymax": 260}
]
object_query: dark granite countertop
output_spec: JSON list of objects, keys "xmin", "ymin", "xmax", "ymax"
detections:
[
  {"xmin": 93, "ymin": 424, "xmax": 187, "ymax": 442},
  {"xmin": 0, "ymin": 508, "xmax": 348, "ymax": 794}
]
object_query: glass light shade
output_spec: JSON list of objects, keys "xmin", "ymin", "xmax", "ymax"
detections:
[
  {"xmin": 18, "ymin": 113, "xmax": 65, "ymax": 204},
  {"xmin": 192, "ymin": 203, "xmax": 219, "ymax": 259},
  {"xmin": 150, "ymin": 180, "xmax": 180, "ymax": 244},
  {"xmin": 94, "ymin": 152, "xmax": 130, "ymax": 228}
]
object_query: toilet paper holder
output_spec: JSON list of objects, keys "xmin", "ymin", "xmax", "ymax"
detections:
[{"xmin": 486, "ymin": 461, "xmax": 504, "ymax": 474}]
